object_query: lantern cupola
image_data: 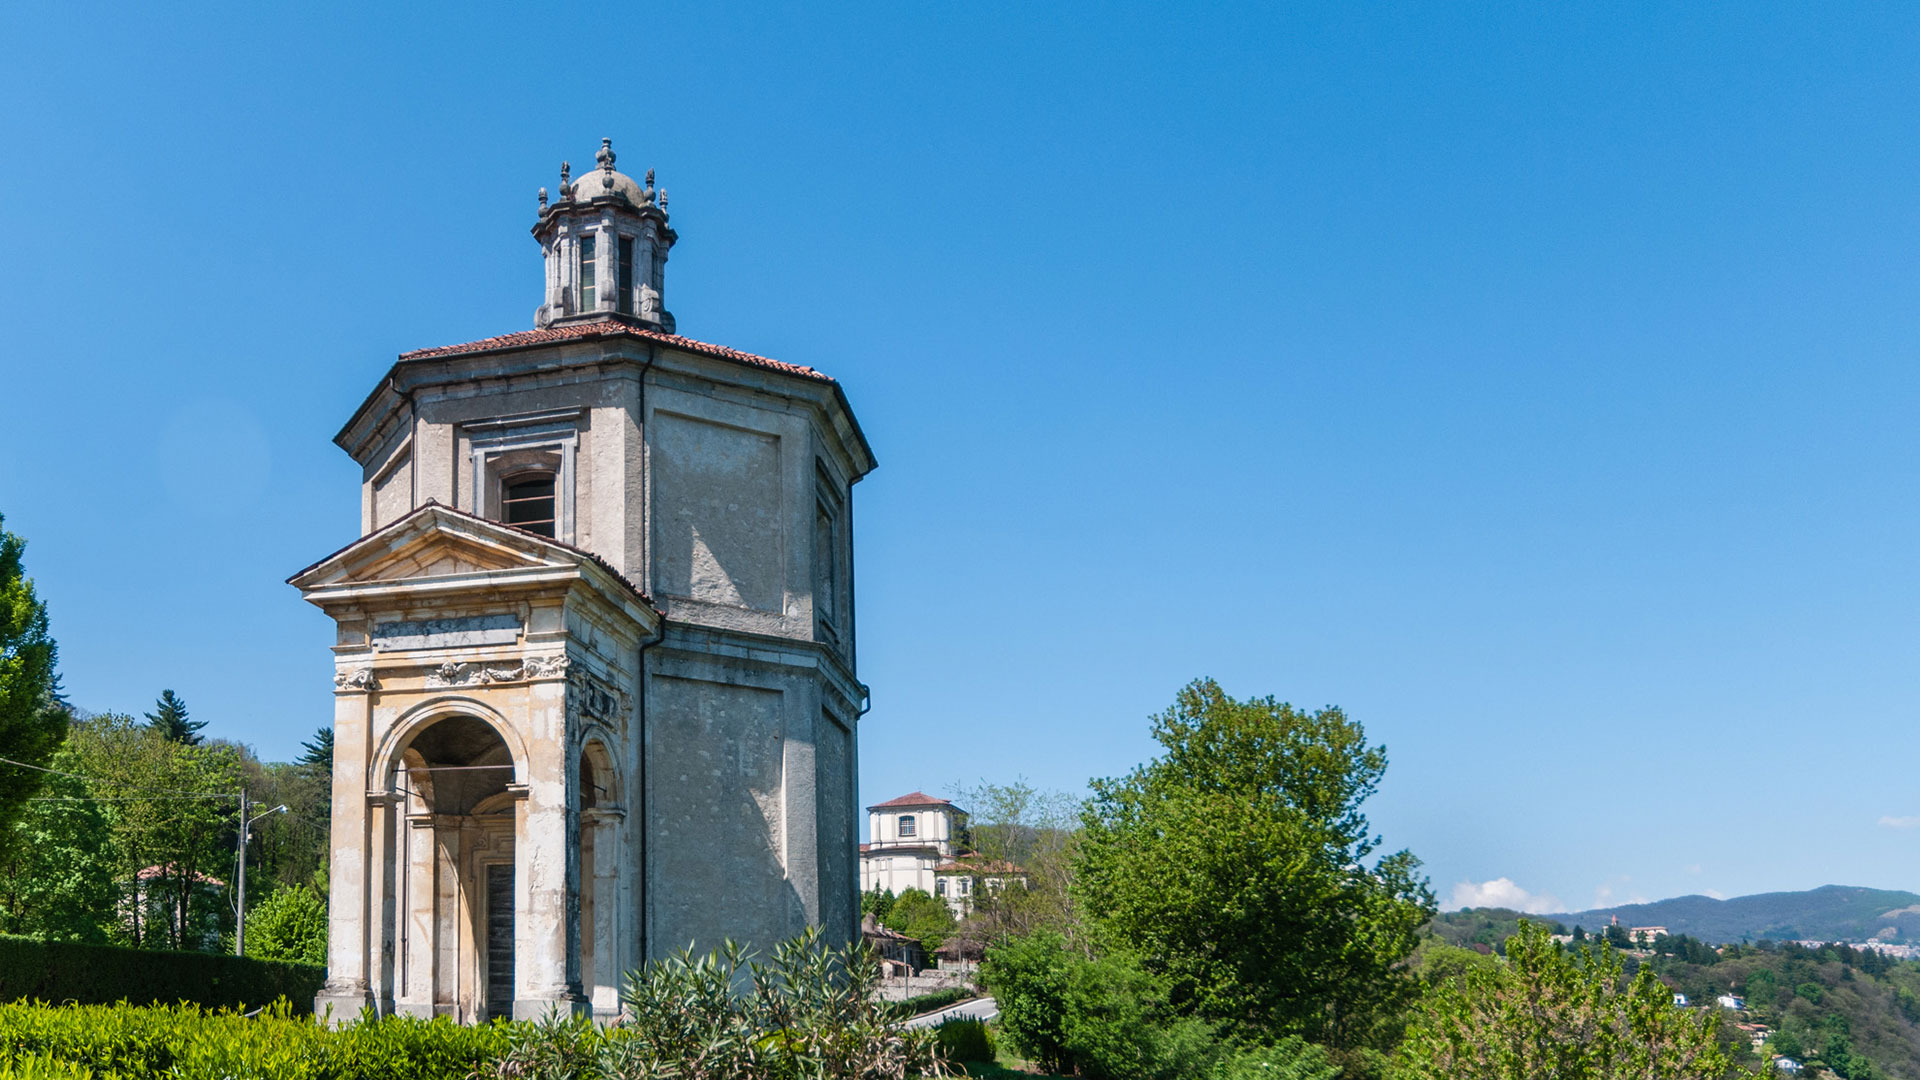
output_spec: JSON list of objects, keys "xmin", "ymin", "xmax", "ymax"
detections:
[{"xmin": 532, "ymin": 138, "xmax": 677, "ymax": 332}]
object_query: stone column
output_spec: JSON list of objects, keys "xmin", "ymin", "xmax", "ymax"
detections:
[
  {"xmin": 584, "ymin": 808, "xmax": 623, "ymax": 1018},
  {"xmin": 316, "ymin": 668, "xmax": 377, "ymax": 1021},
  {"xmin": 515, "ymin": 674, "xmax": 587, "ymax": 1019},
  {"xmin": 369, "ymin": 792, "xmax": 398, "ymax": 1015},
  {"xmin": 396, "ymin": 814, "xmax": 438, "ymax": 1016}
]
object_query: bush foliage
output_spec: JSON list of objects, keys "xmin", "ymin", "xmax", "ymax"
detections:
[{"xmin": 0, "ymin": 935, "xmax": 323, "ymax": 1012}]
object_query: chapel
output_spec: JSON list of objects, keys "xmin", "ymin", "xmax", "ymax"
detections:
[{"xmin": 289, "ymin": 140, "xmax": 874, "ymax": 1022}]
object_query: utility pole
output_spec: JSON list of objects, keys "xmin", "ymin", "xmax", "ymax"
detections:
[{"xmin": 234, "ymin": 792, "xmax": 288, "ymax": 957}]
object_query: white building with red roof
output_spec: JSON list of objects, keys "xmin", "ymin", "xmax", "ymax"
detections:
[{"xmin": 860, "ymin": 792, "xmax": 967, "ymax": 898}]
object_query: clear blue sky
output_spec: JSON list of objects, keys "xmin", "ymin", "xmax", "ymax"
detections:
[{"xmin": 3, "ymin": 3, "xmax": 1918, "ymax": 916}]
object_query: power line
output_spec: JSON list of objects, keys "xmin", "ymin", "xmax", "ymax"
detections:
[{"xmin": 0, "ymin": 755, "xmax": 242, "ymax": 800}]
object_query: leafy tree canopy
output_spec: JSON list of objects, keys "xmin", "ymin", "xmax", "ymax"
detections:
[
  {"xmin": 883, "ymin": 887, "xmax": 958, "ymax": 953},
  {"xmin": 1076, "ymin": 678, "xmax": 1434, "ymax": 1051},
  {"xmin": 0, "ymin": 514, "xmax": 69, "ymax": 844},
  {"xmin": 247, "ymin": 883, "xmax": 327, "ymax": 965}
]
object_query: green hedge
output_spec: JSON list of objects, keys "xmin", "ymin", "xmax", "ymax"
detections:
[
  {"xmin": 0, "ymin": 999, "xmax": 506, "ymax": 1080},
  {"xmin": 893, "ymin": 986, "xmax": 974, "ymax": 1018},
  {"xmin": 0, "ymin": 936, "xmax": 324, "ymax": 1013}
]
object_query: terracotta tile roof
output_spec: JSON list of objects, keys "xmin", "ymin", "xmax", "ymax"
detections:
[
  {"xmin": 396, "ymin": 317, "xmax": 835, "ymax": 383},
  {"xmin": 868, "ymin": 791, "xmax": 953, "ymax": 810}
]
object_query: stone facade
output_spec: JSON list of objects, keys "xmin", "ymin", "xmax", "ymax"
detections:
[{"xmin": 291, "ymin": 142, "xmax": 875, "ymax": 1022}]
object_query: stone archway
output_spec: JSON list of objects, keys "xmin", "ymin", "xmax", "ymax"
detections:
[{"xmin": 388, "ymin": 714, "xmax": 519, "ymax": 1022}]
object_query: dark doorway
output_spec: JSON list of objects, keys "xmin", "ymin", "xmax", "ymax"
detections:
[{"xmin": 485, "ymin": 863, "xmax": 514, "ymax": 1019}]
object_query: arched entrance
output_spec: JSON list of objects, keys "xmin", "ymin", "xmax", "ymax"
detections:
[{"xmin": 388, "ymin": 713, "xmax": 519, "ymax": 1021}]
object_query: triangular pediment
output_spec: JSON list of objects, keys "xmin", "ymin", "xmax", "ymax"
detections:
[{"xmin": 290, "ymin": 502, "xmax": 578, "ymax": 591}]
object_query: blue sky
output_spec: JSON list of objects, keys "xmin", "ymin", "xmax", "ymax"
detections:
[{"xmin": 3, "ymin": 2, "xmax": 1919, "ymax": 915}]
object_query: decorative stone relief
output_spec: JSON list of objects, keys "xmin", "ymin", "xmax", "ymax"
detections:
[
  {"xmin": 334, "ymin": 666, "xmax": 379, "ymax": 692},
  {"xmin": 524, "ymin": 655, "xmax": 570, "ymax": 680},
  {"xmin": 427, "ymin": 660, "xmax": 533, "ymax": 688},
  {"xmin": 567, "ymin": 666, "xmax": 627, "ymax": 721}
]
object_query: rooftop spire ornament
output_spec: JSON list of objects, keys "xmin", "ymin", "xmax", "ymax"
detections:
[
  {"xmin": 537, "ymin": 187, "xmax": 548, "ymax": 210},
  {"xmin": 559, "ymin": 160, "xmax": 571, "ymax": 198}
]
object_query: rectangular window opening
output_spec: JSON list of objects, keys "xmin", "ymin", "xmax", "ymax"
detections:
[
  {"xmin": 503, "ymin": 474, "xmax": 557, "ymax": 538},
  {"xmin": 579, "ymin": 234, "xmax": 597, "ymax": 311},
  {"xmin": 617, "ymin": 236, "xmax": 635, "ymax": 315},
  {"xmin": 898, "ymin": 815, "xmax": 916, "ymax": 837}
]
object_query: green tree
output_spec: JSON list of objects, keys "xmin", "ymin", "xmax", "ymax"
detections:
[
  {"xmin": 66, "ymin": 715, "xmax": 242, "ymax": 950},
  {"xmin": 296, "ymin": 726, "xmax": 333, "ymax": 772},
  {"xmin": 0, "ymin": 744, "xmax": 116, "ymax": 940},
  {"xmin": 884, "ymin": 887, "xmax": 958, "ymax": 952},
  {"xmin": 247, "ymin": 882, "xmax": 327, "ymax": 964},
  {"xmin": 948, "ymin": 778, "xmax": 1079, "ymax": 937},
  {"xmin": 0, "ymin": 514, "xmax": 70, "ymax": 844},
  {"xmin": 1395, "ymin": 921, "xmax": 1760, "ymax": 1080},
  {"xmin": 144, "ymin": 689, "xmax": 204, "ymax": 745},
  {"xmin": 861, "ymin": 886, "xmax": 896, "ymax": 920},
  {"xmin": 1076, "ymin": 678, "xmax": 1435, "ymax": 1052}
]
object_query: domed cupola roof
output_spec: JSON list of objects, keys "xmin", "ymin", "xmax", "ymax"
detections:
[
  {"xmin": 532, "ymin": 139, "xmax": 677, "ymax": 333},
  {"xmin": 536, "ymin": 139, "xmax": 670, "ymax": 220}
]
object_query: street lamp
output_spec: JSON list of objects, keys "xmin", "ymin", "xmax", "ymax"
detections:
[{"xmin": 235, "ymin": 792, "xmax": 289, "ymax": 957}]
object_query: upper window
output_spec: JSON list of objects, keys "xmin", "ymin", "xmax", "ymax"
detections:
[
  {"xmin": 617, "ymin": 236, "xmax": 635, "ymax": 315},
  {"xmin": 502, "ymin": 473, "xmax": 557, "ymax": 538},
  {"xmin": 578, "ymin": 234, "xmax": 597, "ymax": 311},
  {"xmin": 898, "ymin": 814, "xmax": 916, "ymax": 838}
]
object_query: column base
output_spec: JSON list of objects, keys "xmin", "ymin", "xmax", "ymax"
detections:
[
  {"xmin": 392, "ymin": 1000, "xmax": 438, "ymax": 1019},
  {"xmin": 314, "ymin": 988, "xmax": 377, "ymax": 1025},
  {"xmin": 514, "ymin": 994, "xmax": 591, "ymax": 1022}
]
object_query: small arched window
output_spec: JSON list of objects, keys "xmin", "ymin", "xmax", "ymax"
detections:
[{"xmin": 502, "ymin": 473, "xmax": 557, "ymax": 538}]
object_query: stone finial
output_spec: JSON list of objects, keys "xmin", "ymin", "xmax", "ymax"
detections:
[
  {"xmin": 660, "ymin": 188, "xmax": 668, "ymax": 209},
  {"xmin": 538, "ymin": 187, "xmax": 548, "ymax": 210},
  {"xmin": 597, "ymin": 138, "xmax": 616, "ymax": 170},
  {"xmin": 559, "ymin": 161, "xmax": 571, "ymax": 198}
]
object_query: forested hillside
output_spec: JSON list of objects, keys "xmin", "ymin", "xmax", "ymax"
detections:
[
  {"xmin": 1428, "ymin": 912, "xmax": 1920, "ymax": 1079},
  {"xmin": 1552, "ymin": 886, "xmax": 1920, "ymax": 945}
]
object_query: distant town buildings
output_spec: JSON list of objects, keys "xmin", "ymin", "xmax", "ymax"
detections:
[{"xmin": 858, "ymin": 791, "xmax": 1029, "ymax": 917}]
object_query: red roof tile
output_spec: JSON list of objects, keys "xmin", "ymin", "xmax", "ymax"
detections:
[
  {"xmin": 868, "ymin": 791, "xmax": 953, "ymax": 810},
  {"xmin": 397, "ymin": 318, "xmax": 834, "ymax": 383}
]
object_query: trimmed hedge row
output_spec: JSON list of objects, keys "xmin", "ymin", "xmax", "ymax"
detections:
[
  {"xmin": 893, "ymin": 986, "xmax": 975, "ymax": 1018},
  {"xmin": 0, "ymin": 999, "xmax": 505, "ymax": 1080},
  {"xmin": 0, "ymin": 936, "xmax": 324, "ymax": 1013}
]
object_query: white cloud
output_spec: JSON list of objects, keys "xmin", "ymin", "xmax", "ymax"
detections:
[
  {"xmin": 1879, "ymin": 816, "xmax": 1920, "ymax": 830},
  {"xmin": 1449, "ymin": 878, "xmax": 1562, "ymax": 915},
  {"xmin": 1704, "ymin": 889, "xmax": 1727, "ymax": 900}
]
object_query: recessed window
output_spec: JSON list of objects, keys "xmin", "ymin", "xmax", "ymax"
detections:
[
  {"xmin": 617, "ymin": 236, "xmax": 635, "ymax": 315},
  {"xmin": 898, "ymin": 815, "xmax": 916, "ymax": 837},
  {"xmin": 503, "ymin": 473, "xmax": 557, "ymax": 538},
  {"xmin": 578, "ymin": 234, "xmax": 597, "ymax": 311}
]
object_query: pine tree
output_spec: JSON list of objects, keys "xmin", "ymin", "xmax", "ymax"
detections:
[
  {"xmin": 0, "ymin": 514, "xmax": 70, "ymax": 844},
  {"xmin": 144, "ymin": 689, "xmax": 204, "ymax": 745},
  {"xmin": 296, "ymin": 727, "xmax": 333, "ymax": 773}
]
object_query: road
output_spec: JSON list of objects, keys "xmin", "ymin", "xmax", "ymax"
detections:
[{"xmin": 901, "ymin": 995, "xmax": 999, "ymax": 1029}]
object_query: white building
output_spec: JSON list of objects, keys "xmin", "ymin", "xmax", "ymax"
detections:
[{"xmin": 859, "ymin": 793, "xmax": 965, "ymax": 898}]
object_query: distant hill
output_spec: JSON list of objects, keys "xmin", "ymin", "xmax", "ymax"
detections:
[{"xmin": 1543, "ymin": 885, "xmax": 1920, "ymax": 944}]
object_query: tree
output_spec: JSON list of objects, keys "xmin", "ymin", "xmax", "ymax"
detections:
[
  {"xmin": 296, "ymin": 726, "xmax": 333, "ymax": 772},
  {"xmin": 861, "ymin": 886, "xmax": 896, "ymax": 920},
  {"xmin": 884, "ymin": 887, "xmax": 958, "ymax": 952},
  {"xmin": 66, "ymin": 715, "xmax": 241, "ymax": 950},
  {"xmin": 0, "ymin": 514, "xmax": 70, "ymax": 844},
  {"xmin": 0, "ymin": 743, "xmax": 116, "ymax": 941},
  {"xmin": 948, "ymin": 778, "xmax": 1079, "ymax": 937},
  {"xmin": 1076, "ymin": 678, "xmax": 1435, "ymax": 1052},
  {"xmin": 144, "ymin": 689, "xmax": 204, "ymax": 745},
  {"xmin": 247, "ymin": 882, "xmax": 327, "ymax": 964},
  {"xmin": 1395, "ymin": 921, "xmax": 1760, "ymax": 1080}
]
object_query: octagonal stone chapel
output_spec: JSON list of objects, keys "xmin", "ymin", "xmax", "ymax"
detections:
[{"xmin": 289, "ymin": 140, "xmax": 874, "ymax": 1022}]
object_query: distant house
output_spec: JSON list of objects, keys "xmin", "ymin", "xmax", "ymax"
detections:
[
  {"xmin": 860, "ymin": 913, "xmax": 927, "ymax": 975},
  {"xmin": 123, "ymin": 864, "xmax": 226, "ymax": 951},
  {"xmin": 1672, "ymin": 993, "xmax": 1690, "ymax": 1007},
  {"xmin": 933, "ymin": 857, "xmax": 1030, "ymax": 917},
  {"xmin": 1772, "ymin": 1057, "xmax": 1802, "ymax": 1075},
  {"xmin": 1716, "ymin": 994, "xmax": 1746, "ymax": 1011},
  {"xmin": 1630, "ymin": 926, "xmax": 1669, "ymax": 946},
  {"xmin": 860, "ymin": 793, "xmax": 967, "ymax": 898}
]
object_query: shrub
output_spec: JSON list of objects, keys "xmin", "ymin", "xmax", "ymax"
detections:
[
  {"xmin": 1209, "ymin": 1038, "xmax": 1339, "ymax": 1080},
  {"xmin": 247, "ymin": 885, "xmax": 327, "ymax": 966},
  {"xmin": 0, "ymin": 935, "xmax": 323, "ymax": 1012},
  {"xmin": 893, "ymin": 986, "xmax": 974, "ymax": 1019},
  {"xmin": 935, "ymin": 1018, "xmax": 994, "ymax": 1062},
  {"xmin": 482, "ymin": 927, "xmax": 950, "ymax": 1079}
]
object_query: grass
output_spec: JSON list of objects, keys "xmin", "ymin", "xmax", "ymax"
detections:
[{"xmin": 954, "ymin": 1045, "xmax": 1072, "ymax": 1078}]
